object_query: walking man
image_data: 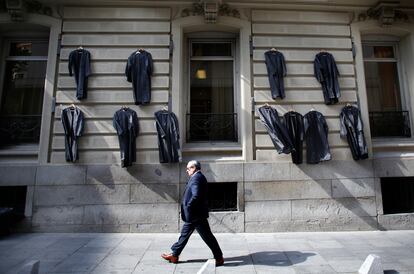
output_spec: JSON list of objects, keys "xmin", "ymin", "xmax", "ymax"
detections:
[{"xmin": 161, "ymin": 160, "xmax": 224, "ymax": 266}]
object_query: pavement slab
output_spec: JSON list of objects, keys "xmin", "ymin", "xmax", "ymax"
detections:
[{"xmin": 1, "ymin": 231, "xmax": 414, "ymax": 274}]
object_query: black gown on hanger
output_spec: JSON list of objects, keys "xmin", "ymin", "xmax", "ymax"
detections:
[
  {"xmin": 304, "ymin": 110, "xmax": 331, "ymax": 164},
  {"xmin": 264, "ymin": 50, "xmax": 287, "ymax": 99},
  {"xmin": 125, "ymin": 49, "xmax": 153, "ymax": 105},
  {"xmin": 340, "ymin": 105, "xmax": 368, "ymax": 160},
  {"xmin": 68, "ymin": 48, "xmax": 91, "ymax": 100},
  {"xmin": 154, "ymin": 110, "xmax": 181, "ymax": 163},
  {"xmin": 283, "ymin": 111, "xmax": 304, "ymax": 164},
  {"xmin": 113, "ymin": 107, "xmax": 139, "ymax": 167},
  {"xmin": 61, "ymin": 106, "xmax": 84, "ymax": 162},
  {"xmin": 314, "ymin": 51, "xmax": 340, "ymax": 105},
  {"xmin": 258, "ymin": 105, "xmax": 293, "ymax": 154}
]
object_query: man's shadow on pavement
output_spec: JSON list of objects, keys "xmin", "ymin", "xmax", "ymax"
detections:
[{"xmin": 186, "ymin": 251, "xmax": 316, "ymax": 266}]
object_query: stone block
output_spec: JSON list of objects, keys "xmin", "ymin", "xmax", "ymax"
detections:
[
  {"xmin": 292, "ymin": 198, "xmax": 377, "ymax": 220},
  {"xmin": 208, "ymin": 212, "xmax": 245, "ymax": 233},
  {"xmin": 291, "ymin": 160, "xmax": 374, "ymax": 180},
  {"xmin": 245, "ymin": 180, "xmax": 331, "ymax": 201},
  {"xmin": 245, "ymin": 201, "xmax": 291, "ymax": 222},
  {"xmin": 86, "ymin": 164, "xmax": 179, "ymax": 184},
  {"xmin": 178, "ymin": 163, "xmax": 243, "ymax": 183},
  {"xmin": 245, "ymin": 216, "xmax": 378, "ymax": 232},
  {"xmin": 373, "ymin": 158, "xmax": 414, "ymax": 177},
  {"xmin": 36, "ymin": 165, "xmax": 86, "ymax": 185},
  {"xmin": 130, "ymin": 183, "xmax": 178, "ymax": 203},
  {"xmin": 332, "ymin": 178, "xmax": 375, "ymax": 198},
  {"xmin": 61, "ymin": 34, "xmax": 170, "ymax": 47},
  {"xmin": 25, "ymin": 186, "xmax": 34, "ymax": 217},
  {"xmin": 63, "ymin": 21, "xmax": 170, "ymax": 33},
  {"xmin": 63, "ymin": 6, "xmax": 171, "ymax": 20},
  {"xmin": 30, "ymin": 224, "xmax": 130, "ymax": 233},
  {"xmin": 83, "ymin": 203, "xmax": 178, "ymax": 225},
  {"xmin": 378, "ymin": 214, "xmax": 414, "ymax": 230},
  {"xmin": 244, "ymin": 162, "xmax": 291, "ymax": 181},
  {"xmin": 251, "ymin": 10, "xmax": 351, "ymax": 24},
  {"xmin": 32, "ymin": 206, "xmax": 84, "ymax": 225},
  {"xmin": 0, "ymin": 165, "xmax": 36, "ymax": 186},
  {"xmin": 130, "ymin": 222, "xmax": 178, "ymax": 233},
  {"xmin": 34, "ymin": 185, "xmax": 130, "ymax": 206},
  {"xmin": 245, "ymin": 221, "xmax": 293, "ymax": 232},
  {"xmin": 359, "ymin": 254, "xmax": 383, "ymax": 274}
]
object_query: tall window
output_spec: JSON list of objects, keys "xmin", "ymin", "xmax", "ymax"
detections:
[
  {"xmin": 0, "ymin": 40, "xmax": 48, "ymax": 146},
  {"xmin": 187, "ymin": 40, "xmax": 237, "ymax": 142},
  {"xmin": 362, "ymin": 42, "xmax": 411, "ymax": 138}
]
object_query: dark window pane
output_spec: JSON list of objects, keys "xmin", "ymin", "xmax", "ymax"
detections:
[
  {"xmin": 1, "ymin": 61, "xmax": 46, "ymax": 115},
  {"xmin": 381, "ymin": 177, "xmax": 414, "ymax": 214},
  {"xmin": 0, "ymin": 61, "xmax": 46, "ymax": 145},
  {"xmin": 362, "ymin": 45, "xmax": 374, "ymax": 58},
  {"xmin": 369, "ymin": 111, "xmax": 411, "ymax": 138},
  {"xmin": 362, "ymin": 45, "xmax": 394, "ymax": 58},
  {"xmin": 192, "ymin": 42, "xmax": 232, "ymax": 57},
  {"xmin": 374, "ymin": 46, "xmax": 394, "ymax": 58},
  {"xmin": 208, "ymin": 182, "xmax": 237, "ymax": 212},
  {"xmin": 0, "ymin": 186, "xmax": 27, "ymax": 216},
  {"xmin": 188, "ymin": 60, "xmax": 236, "ymax": 141},
  {"xmin": 9, "ymin": 41, "xmax": 48, "ymax": 56},
  {"xmin": 364, "ymin": 62, "xmax": 401, "ymax": 112}
]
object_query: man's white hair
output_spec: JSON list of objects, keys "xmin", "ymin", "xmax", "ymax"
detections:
[{"xmin": 187, "ymin": 160, "xmax": 201, "ymax": 170}]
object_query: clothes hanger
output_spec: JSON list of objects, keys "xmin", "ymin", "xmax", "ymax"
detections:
[
  {"xmin": 162, "ymin": 105, "xmax": 168, "ymax": 111},
  {"xmin": 77, "ymin": 45, "xmax": 83, "ymax": 50},
  {"xmin": 136, "ymin": 48, "xmax": 144, "ymax": 54},
  {"xmin": 346, "ymin": 102, "xmax": 352, "ymax": 107},
  {"xmin": 264, "ymin": 103, "xmax": 270, "ymax": 108},
  {"xmin": 271, "ymin": 47, "xmax": 277, "ymax": 51},
  {"xmin": 69, "ymin": 103, "xmax": 76, "ymax": 109}
]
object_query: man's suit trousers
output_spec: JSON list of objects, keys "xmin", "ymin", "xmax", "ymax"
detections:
[{"xmin": 171, "ymin": 219, "xmax": 222, "ymax": 259}]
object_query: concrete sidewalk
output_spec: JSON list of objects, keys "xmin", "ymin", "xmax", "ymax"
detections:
[{"xmin": 1, "ymin": 231, "xmax": 414, "ymax": 274}]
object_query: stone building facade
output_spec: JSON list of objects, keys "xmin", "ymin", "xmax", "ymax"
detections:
[{"xmin": 0, "ymin": 0, "xmax": 414, "ymax": 232}]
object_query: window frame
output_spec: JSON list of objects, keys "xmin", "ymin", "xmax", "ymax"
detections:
[
  {"xmin": 362, "ymin": 39, "xmax": 412, "ymax": 139},
  {"xmin": 186, "ymin": 37, "xmax": 239, "ymax": 143},
  {"xmin": 0, "ymin": 38, "xmax": 49, "ymax": 146}
]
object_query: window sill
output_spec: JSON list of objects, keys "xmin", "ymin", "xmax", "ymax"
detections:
[
  {"xmin": 372, "ymin": 139, "xmax": 414, "ymax": 158},
  {"xmin": 0, "ymin": 144, "xmax": 39, "ymax": 156},
  {"xmin": 372, "ymin": 139, "xmax": 414, "ymax": 149},
  {"xmin": 182, "ymin": 142, "xmax": 242, "ymax": 152}
]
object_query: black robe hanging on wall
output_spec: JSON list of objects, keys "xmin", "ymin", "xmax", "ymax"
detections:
[
  {"xmin": 113, "ymin": 107, "xmax": 139, "ymax": 168},
  {"xmin": 304, "ymin": 110, "xmax": 331, "ymax": 164},
  {"xmin": 340, "ymin": 105, "xmax": 369, "ymax": 161},
  {"xmin": 258, "ymin": 105, "xmax": 293, "ymax": 154},
  {"xmin": 283, "ymin": 111, "xmax": 304, "ymax": 164},
  {"xmin": 125, "ymin": 49, "xmax": 153, "ymax": 105},
  {"xmin": 61, "ymin": 106, "xmax": 84, "ymax": 162},
  {"xmin": 154, "ymin": 110, "xmax": 181, "ymax": 163},
  {"xmin": 68, "ymin": 48, "xmax": 91, "ymax": 100},
  {"xmin": 264, "ymin": 50, "xmax": 287, "ymax": 99},
  {"xmin": 314, "ymin": 51, "xmax": 340, "ymax": 105}
]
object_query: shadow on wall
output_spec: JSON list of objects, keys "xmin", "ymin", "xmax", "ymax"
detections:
[{"xmin": 82, "ymin": 164, "xmax": 180, "ymax": 232}]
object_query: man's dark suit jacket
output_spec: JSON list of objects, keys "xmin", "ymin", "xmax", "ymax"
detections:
[{"xmin": 181, "ymin": 171, "xmax": 209, "ymax": 223}]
